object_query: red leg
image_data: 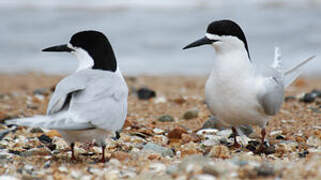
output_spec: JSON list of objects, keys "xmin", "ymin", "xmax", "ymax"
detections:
[
  {"xmin": 101, "ymin": 145, "xmax": 106, "ymax": 163},
  {"xmin": 71, "ymin": 142, "xmax": 76, "ymax": 161},
  {"xmin": 231, "ymin": 127, "xmax": 241, "ymax": 148}
]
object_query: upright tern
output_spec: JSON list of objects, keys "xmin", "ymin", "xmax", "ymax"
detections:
[
  {"xmin": 183, "ymin": 19, "xmax": 315, "ymax": 152},
  {"xmin": 6, "ymin": 30, "xmax": 128, "ymax": 162}
]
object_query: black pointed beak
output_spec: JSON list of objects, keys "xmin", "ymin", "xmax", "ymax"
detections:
[
  {"xmin": 42, "ymin": 44, "xmax": 73, "ymax": 52},
  {"xmin": 183, "ymin": 37, "xmax": 217, "ymax": 50}
]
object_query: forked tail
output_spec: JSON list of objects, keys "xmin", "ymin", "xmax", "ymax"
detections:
[
  {"xmin": 283, "ymin": 56, "xmax": 316, "ymax": 87},
  {"xmin": 271, "ymin": 47, "xmax": 316, "ymax": 88}
]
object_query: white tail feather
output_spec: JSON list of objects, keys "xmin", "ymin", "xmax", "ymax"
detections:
[
  {"xmin": 271, "ymin": 46, "xmax": 282, "ymax": 70},
  {"xmin": 284, "ymin": 56, "xmax": 316, "ymax": 87},
  {"xmin": 5, "ymin": 115, "xmax": 52, "ymax": 128},
  {"xmin": 5, "ymin": 113, "xmax": 93, "ymax": 130}
]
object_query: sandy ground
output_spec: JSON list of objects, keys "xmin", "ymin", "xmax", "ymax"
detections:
[{"xmin": 0, "ymin": 73, "xmax": 321, "ymax": 179}]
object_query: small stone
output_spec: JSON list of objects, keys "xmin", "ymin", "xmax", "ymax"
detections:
[
  {"xmin": 276, "ymin": 135, "xmax": 285, "ymax": 140},
  {"xmin": 263, "ymin": 144, "xmax": 276, "ymax": 155},
  {"xmin": 45, "ymin": 130, "xmax": 62, "ymax": 138},
  {"xmin": 307, "ymin": 136, "xmax": 321, "ymax": 146},
  {"xmin": 209, "ymin": 145, "xmax": 230, "ymax": 159},
  {"xmin": 158, "ymin": 115, "xmax": 174, "ymax": 122},
  {"xmin": 180, "ymin": 148, "xmax": 201, "ymax": 157},
  {"xmin": 310, "ymin": 107, "xmax": 321, "ymax": 113},
  {"xmin": 0, "ymin": 129, "xmax": 11, "ymax": 141},
  {"xmin": 246, "ymin": 144, "xmax": 257, "ymax": 152},
  {"xmin": 298, "ymin": 150, "xmax": 309, "ymax": 158},
  {"xmin": 246, "ymin": 141, "xmax": 260, "ymax": 152},
  {"xmin": 197, "ymin": 129, "xmax": 218, "ymax": 135},
  {"xmin": 295, "ymin": 136, "xmax": 306, "ymax": 144},
  {"xmin": 21, "ymin": 147, "xmax": 51, "ymax": 157},
  {"xmin": 142, "ymin": 143, "xmax": 174, "ymax": 157},
  {"xmin": 202, "ymin": 164, "xmax": 221, "ymax": 177},
  {"xmin": 154, "ymin": 97, "xmax": 167, "ymax": 104},
  {"xmin": 0, "ymin": 151, "xmax": 12, "ymax": 160},
  {"xmin": 34, "ymin": 94, "xmax": 45, "ymax": 101},
  {"xmin": 217, "ymin": 129, "xmax": 232, "ymax": 137},
  {"xmin": 111, "ymin": 151, "xmax": 131, "ymax": 161},
  {"xmin": 137, "ymin": 87, "xmax": 156, "ymax": 100},
  {"xmin": 183, "ymin": 108, "xmax": 199, "ymax": 120},
  {"xmin": 23, "ymin": 164, "xmax": 34, "ymax": 174},
  {"xmin": 166, "ymin": 165, "xmax": 179, "ymax": 175},
  {"xmin": 255, "ymin": 163, "xmax": 274, "ymax": 177},
  {"xmin": 153, "ymin": 128, "xmax": 164, "ymax": 134},
  {"xmin": 122, "ymin": 171, "xmax": 137, "ymax": 179},
  {"xmin": 38, "ymin": 134, "xmax": 52, "ymax": 144},
  {"xmin": 300, "ymin": 93, "xmax": 316, "ymax": 103},
  {"xmin": 81, "ymin": 152, "xmax": 95, "ymax": 157},
  {"xmin": 173, "ymin": 97, "xmax": 186, "ymax": 104},
  {"xmin": 201, "ymin": 135, "xmax": 227, "ymax": 147},
  {"xmin": 149, "ymin": 163, "xmax": 167, "ymax": 173},
  {"xmin": 0, "ymin": 93, "xmax": 9, "ymax": 100},
  {"xmin": 178, "ymin": 155, "xmax": 210, "ymax": 173},
  {"xmin": 108, "ymin": 158, "xmax": 122, "ymax": 167},
  {"xmin": 284, "ymin": 96, "xmax": 296, "ymax": 102},
  {"xmin": 30, "ymin": 127, "xmax": 44, "ymax": 133},
  {"xmin": 193, "ymin": 174, "xmax": 216, "ymax": 180},
  {"xmin": 201, "ymin": 116, "xmax": 226, "ymax": 130},
  {"xmin": 147, "ymin": 154, "xmax": 161, "ymax": 160},
  {"xmin": 33, "ymin": 88, "xmax": 50, "ymax": 96},
  {"xmin": 270, "ymin": 130, "xmax": 282, "ymax": 136},
  {"xmin": 201, "ymin": 116, "xmax": 253, "ymax": 136},
  {"xmin": 0, "ymin": 175, "xmax": 19, "ymax": 180},
  {"xmin": 47, "ymin": 143, "xmax": 56, "ymax": 151},
  {"xmin": 43, "ymin": 161, "xmax": 51, "ymax": 168},
  {"xmin": 311, "ymin": 89, "xmax": 321, "ymax": 98},
  {"xmin": 52, "ymin": 137, "xmax": 68, "ymax": 150},
  {"xmin": 182, "ymin": 133, "xmax": 200, "ymax": 144},
  {"xmin": 151, "ymin": 135, "xmax": 168, "ymax": 145},
  {"xmin": 168, "ymin": 126, "xmax": 187, "ymax": 139},
  {"xmin": 27, "ymin": 104, "xmax": 38, "ymax": 110},
  {"xmin": 71, "ymin": 170, "xmax": 82, "ymax": 178},
  {"xmin": 9, "ymin": 150, "xmax": 22, "ymax": 156},
  {"xmin": 58, "ymin": 166, "xmax": 68, "ymax": 173}
]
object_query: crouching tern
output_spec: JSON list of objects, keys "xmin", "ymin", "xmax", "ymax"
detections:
[
  {"xmin": 6, "ymin": 30, "xmax": 128, "ymax": 162},
  {"xmin": 183, "ymin": 19, "xmax": 315, "ymax": 152}
]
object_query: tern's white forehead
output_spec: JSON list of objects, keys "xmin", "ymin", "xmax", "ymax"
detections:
[{"xmin": 68, "ymin": 43, "xmax": 94, "ymax": 72}]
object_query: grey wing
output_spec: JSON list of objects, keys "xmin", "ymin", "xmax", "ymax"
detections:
[
  {"xmin": 47, "ymin": 74, "xmax": 88, "ymax": 115},
  {"xmin": 70, "ymin": 73, "xmax": 128, "ymax": 131},
  {"xmin": 257, "ymin": 72, "xmax": 285, "ymax": 115}
]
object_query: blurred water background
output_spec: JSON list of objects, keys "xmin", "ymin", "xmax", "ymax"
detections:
[{"xmin": 0, "ymin": 0, "xmax": 321, "ymax": 76}]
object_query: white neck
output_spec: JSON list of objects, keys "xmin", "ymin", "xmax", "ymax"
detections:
[
  {"xmin": 71, "ymin": 48, "xmax": 94, "ymax": 72},
  {"xmin": 209, "ymin": 37, "xmax": 253, "ymax": 79}
]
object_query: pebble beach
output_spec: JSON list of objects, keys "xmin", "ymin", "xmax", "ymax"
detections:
[{"xmin": 0, "ymin": 74, "xmax": 321, "ymax": 179}]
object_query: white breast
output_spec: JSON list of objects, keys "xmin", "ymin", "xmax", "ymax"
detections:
[{"xmin": 205, "ymin": 51, "xmax": 268, "ymax": 128}]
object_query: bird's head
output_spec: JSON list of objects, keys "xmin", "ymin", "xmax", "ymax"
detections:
[
  {"xmin": 42, "ymin": 30, "xmax": 117, "ymax": 72},
  {"xmin": 183, "ymin": 19, "xmax": 250, "ymax": 59}
]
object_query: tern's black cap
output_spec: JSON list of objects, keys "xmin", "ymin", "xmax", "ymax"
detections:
[
  {"xmin": 207, "ymin": 20, "xmax": 250, "ymax": 58},
  {"xmin": 70, "ymin": 30, "xmax": 117, "ymax": 72}
]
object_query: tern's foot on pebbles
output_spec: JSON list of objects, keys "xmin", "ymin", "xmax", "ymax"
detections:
[
  {"xmin": 254, "ymin": 145, "xmax": 265, "ymax": 155},
  {"xmin": 229, "ymin": 142, "xmax": 241, "ymax": 149}
]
